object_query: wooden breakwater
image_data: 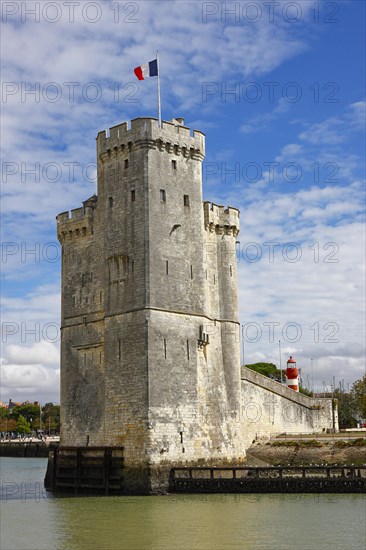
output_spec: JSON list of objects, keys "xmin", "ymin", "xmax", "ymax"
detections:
[
  {"xmin": 170, "ymin": 466, "xmax": 366, "ymax": 494},
  {"xmin": 43, "ymin": 448, "xmax": 366, "ymax": 495},
  {"xmin": 0, "ymin": 442, "xmax": 58, "ymax": 458},
  {"xmin": 45, "ymin": 447, "xmax": 124, "ymax": 494}
]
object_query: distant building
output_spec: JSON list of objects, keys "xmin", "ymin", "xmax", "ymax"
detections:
[
  {"xmin": 8, "ymin": 399, "xmax": 21, "ymax": 410},
  {"xmin": 6, "ymin": 400, "xmax": 42, "ymax": 410}
]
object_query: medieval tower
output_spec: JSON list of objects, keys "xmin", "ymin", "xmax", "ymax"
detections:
[
  {"xmin": 56, "ymin": 117, "xmax": 243, "ymax": 492},
  {"xmin": 53, "ymin": 116, "xmax": 337, "ymax": 494}
]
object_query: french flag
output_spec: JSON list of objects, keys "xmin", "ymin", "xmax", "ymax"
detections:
[{"xmin": 134, "ymin": 59, "xmax": 158, "ymax": 80}]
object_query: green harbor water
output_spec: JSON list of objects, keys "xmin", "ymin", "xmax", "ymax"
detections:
[{"xmin": 0, "ymin": 458, "xmax": 365, "ymax": 550}]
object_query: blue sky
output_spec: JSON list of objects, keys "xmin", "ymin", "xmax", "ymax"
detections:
[{"xmin": 1, "ymin": 0, "xmax": 365, "ymax": 404}]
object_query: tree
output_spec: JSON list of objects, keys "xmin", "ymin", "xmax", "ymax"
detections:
[
  {"xmin": 0, "ymin": 418, "xmax": 17, "ymax": 433},
  {"xmin": 245, "ymin": 362, "xmax": 313, "ymax": 396},
  {"xmin": 352, "ymin": 374, "xmax": 366, "ymax": 420},
  {"xmin": 0, "ymin": 403, "xmax": 61, "ymax": 434},
  {"xmin": 0, "ymin": 407, "xmax": 11, "ymax": 420},
  {"xmin": 42, "ymin": 403, "xmax": 60, "ymax": 432},
  {"xmin": 299, "ymin": 386, "xmax": 313, "ymax": 397},
  {"xmin": 16, "ymin": 415, "xmax": 31, "ymax": 435},
  {"xmin": 11, "ymin": 404, "xmax": 40, "ymax": 427},
  {"xmin": 334, "ymin": 389, "xmax": 358, "ymax": 428},
  {"xmin": 245, "ymin": 362, "xmax": 284, "ymax": 382}
]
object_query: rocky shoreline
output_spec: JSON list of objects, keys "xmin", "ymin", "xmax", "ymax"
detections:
[{"xmin": 246, "ymin": 438, "xmax": 366, "ymax": 467}]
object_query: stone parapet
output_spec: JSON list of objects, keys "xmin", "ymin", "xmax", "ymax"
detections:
[
  {"xmin": 97, "ymin": 117, "xmax": 205, "ymax": 160},
  {"xmin": 241, "ymin": 366, "xmax": 336, "ymax": 414},
  {"xmin": 56, "ymin": 196, "xmax": 97, "ymax": 243},
  {"xmin": 203, "ymin": 201, "xmax": 240, "ymax": 236}
]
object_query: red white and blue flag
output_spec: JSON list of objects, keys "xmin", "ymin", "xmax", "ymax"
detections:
[{"xmin": 134, "ymin": 59, "xmax": 158, "ymax": 80}]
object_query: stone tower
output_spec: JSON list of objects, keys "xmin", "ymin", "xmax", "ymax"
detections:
[{"xmin": 57, "ymin": 117, "xmax": 242, "ymax": 493}]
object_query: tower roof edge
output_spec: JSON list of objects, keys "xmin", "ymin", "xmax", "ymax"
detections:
[{"xmin": 96, "ymin": 117, "xmax": 205, "ymax": 157}]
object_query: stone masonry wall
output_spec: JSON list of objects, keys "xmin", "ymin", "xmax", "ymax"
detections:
[{"xmin": 240, "ymin": 367, "xmax": 337, "ymax": 449}]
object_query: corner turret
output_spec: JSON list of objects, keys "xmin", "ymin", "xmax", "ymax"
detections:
[
  {"xmin": 56, "ymin": 194, "xmax": 97, "ymax": 244},
  {"xmin": 203, "ymin": 201, "xmax": 240, "ymax": 237}
]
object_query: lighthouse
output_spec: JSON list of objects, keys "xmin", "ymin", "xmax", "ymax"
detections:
[{"xmin": 286, "ymin": 356, "xmax": 299, "ymax": 391}]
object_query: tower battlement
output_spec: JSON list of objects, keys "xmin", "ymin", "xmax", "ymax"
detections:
[
  {"xmin": 56, "ymin": 195, "xmax": 97, "ymax": 243},
  {"xmin": 97, "ymin": 117, "xmax": 205, "ymax": 160},
  {"xmin": 203, "ymin": 201, "xmax": 240, "ymax": 237}
]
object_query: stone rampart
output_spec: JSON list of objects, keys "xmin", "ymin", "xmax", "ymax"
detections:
[{"xmin": 240, "ymin": 367, "xmax": 337, "ymax": 448}]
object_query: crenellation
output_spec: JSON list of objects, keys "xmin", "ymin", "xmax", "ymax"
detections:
[
  {"xmin": 96, "ymin": 117, "xmax": 205, "ymax": 160},
  {"xmin": 109, "ymin": 121, "xmax": 129, "ymax": 139},
  {"xmin": 203, "ymin": 201, "xmax": 240, "ymax": 236},
  {"xmin": 57, "ymin": 205, "xmax": 95, "ymax": 243},
  {"xmin": 57, "ymin": 211, "xmax": 70, "ymax": 223},
  {"xmin": 57, "ymin": 205, "xmax": 95, "ymax": 225},
  {"xmin": 161, "ymin": 119, "xmax": 191, "ymax": 137},
  {"xmin": 71, "ymin": 207, "xmax": 84, "ymax": 220}
]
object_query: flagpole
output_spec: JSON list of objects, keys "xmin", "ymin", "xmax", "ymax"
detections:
[
  {"xmin": 156, "ymin": 50, "xmax": 162, "ymax": 127},
  {"xmin": 279, "ymin": 340, "xmax": 283, "ymax": 383}
]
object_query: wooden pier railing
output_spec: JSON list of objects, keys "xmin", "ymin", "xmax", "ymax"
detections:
[{"xmin": 170, "ymin": 466, "xmax": 366, "ymax": 494}]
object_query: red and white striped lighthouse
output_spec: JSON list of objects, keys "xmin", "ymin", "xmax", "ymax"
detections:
[{"xmin": 286, "ymin": 356, "xmax": 299, "ymax": 391}]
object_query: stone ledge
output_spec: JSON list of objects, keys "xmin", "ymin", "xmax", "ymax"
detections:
[{"xmin": 241, "ymin": 367, "xmax": 331, "ymax": 409}]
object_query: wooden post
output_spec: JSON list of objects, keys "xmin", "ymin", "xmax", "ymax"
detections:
[
  {"xmin": 52, "ymin": 449, "xmax": 57, "ymax": 491},
  {"xmin": 76, "ymin": 448, "xmax": 82, "ymax": 493},
  {"xmin": 104, "ymin": 448, "xmax": 111, "ymax": 494}
]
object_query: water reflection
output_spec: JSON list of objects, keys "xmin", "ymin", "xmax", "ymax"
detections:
[
  {"xmin": 52, "ymin": 492, "xmax": 366, "ymax": 550},
  {"xmin": 1, "ymin": 459, "xmax": 365, "ymax": 550}
]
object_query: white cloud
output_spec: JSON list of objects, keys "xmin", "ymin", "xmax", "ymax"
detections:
[
  {"xmin": 5, "ymin": 341, "xmax": 59, "ymax": 366},
  {"xmin": 299, "ymin": 117, "xmax": 346, "ymax": 145},
  {"xmin": 0, "ymin": 359, "xmax": 60, "ymax": 403},
  {"xmin": 235, "ymin": 179, "xmax": 365, "ymax": 390},
  {"xmin": 1, "ymin": 284, "xmax": 60, "ymax": 322},
  {"xmin": 0, "ymin": 284, "xmax": 60, "ymax": 400},
  {"xmin": 240, "ymin": 99, "xmax": 290, "ymax": 134},
  {"xmin": 278, "ymin": 143, "xmax": 304, "ymax": 157},
  {"xmin": 299, "ymin": 101, "xmax": 366, "ymax": 146}
]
